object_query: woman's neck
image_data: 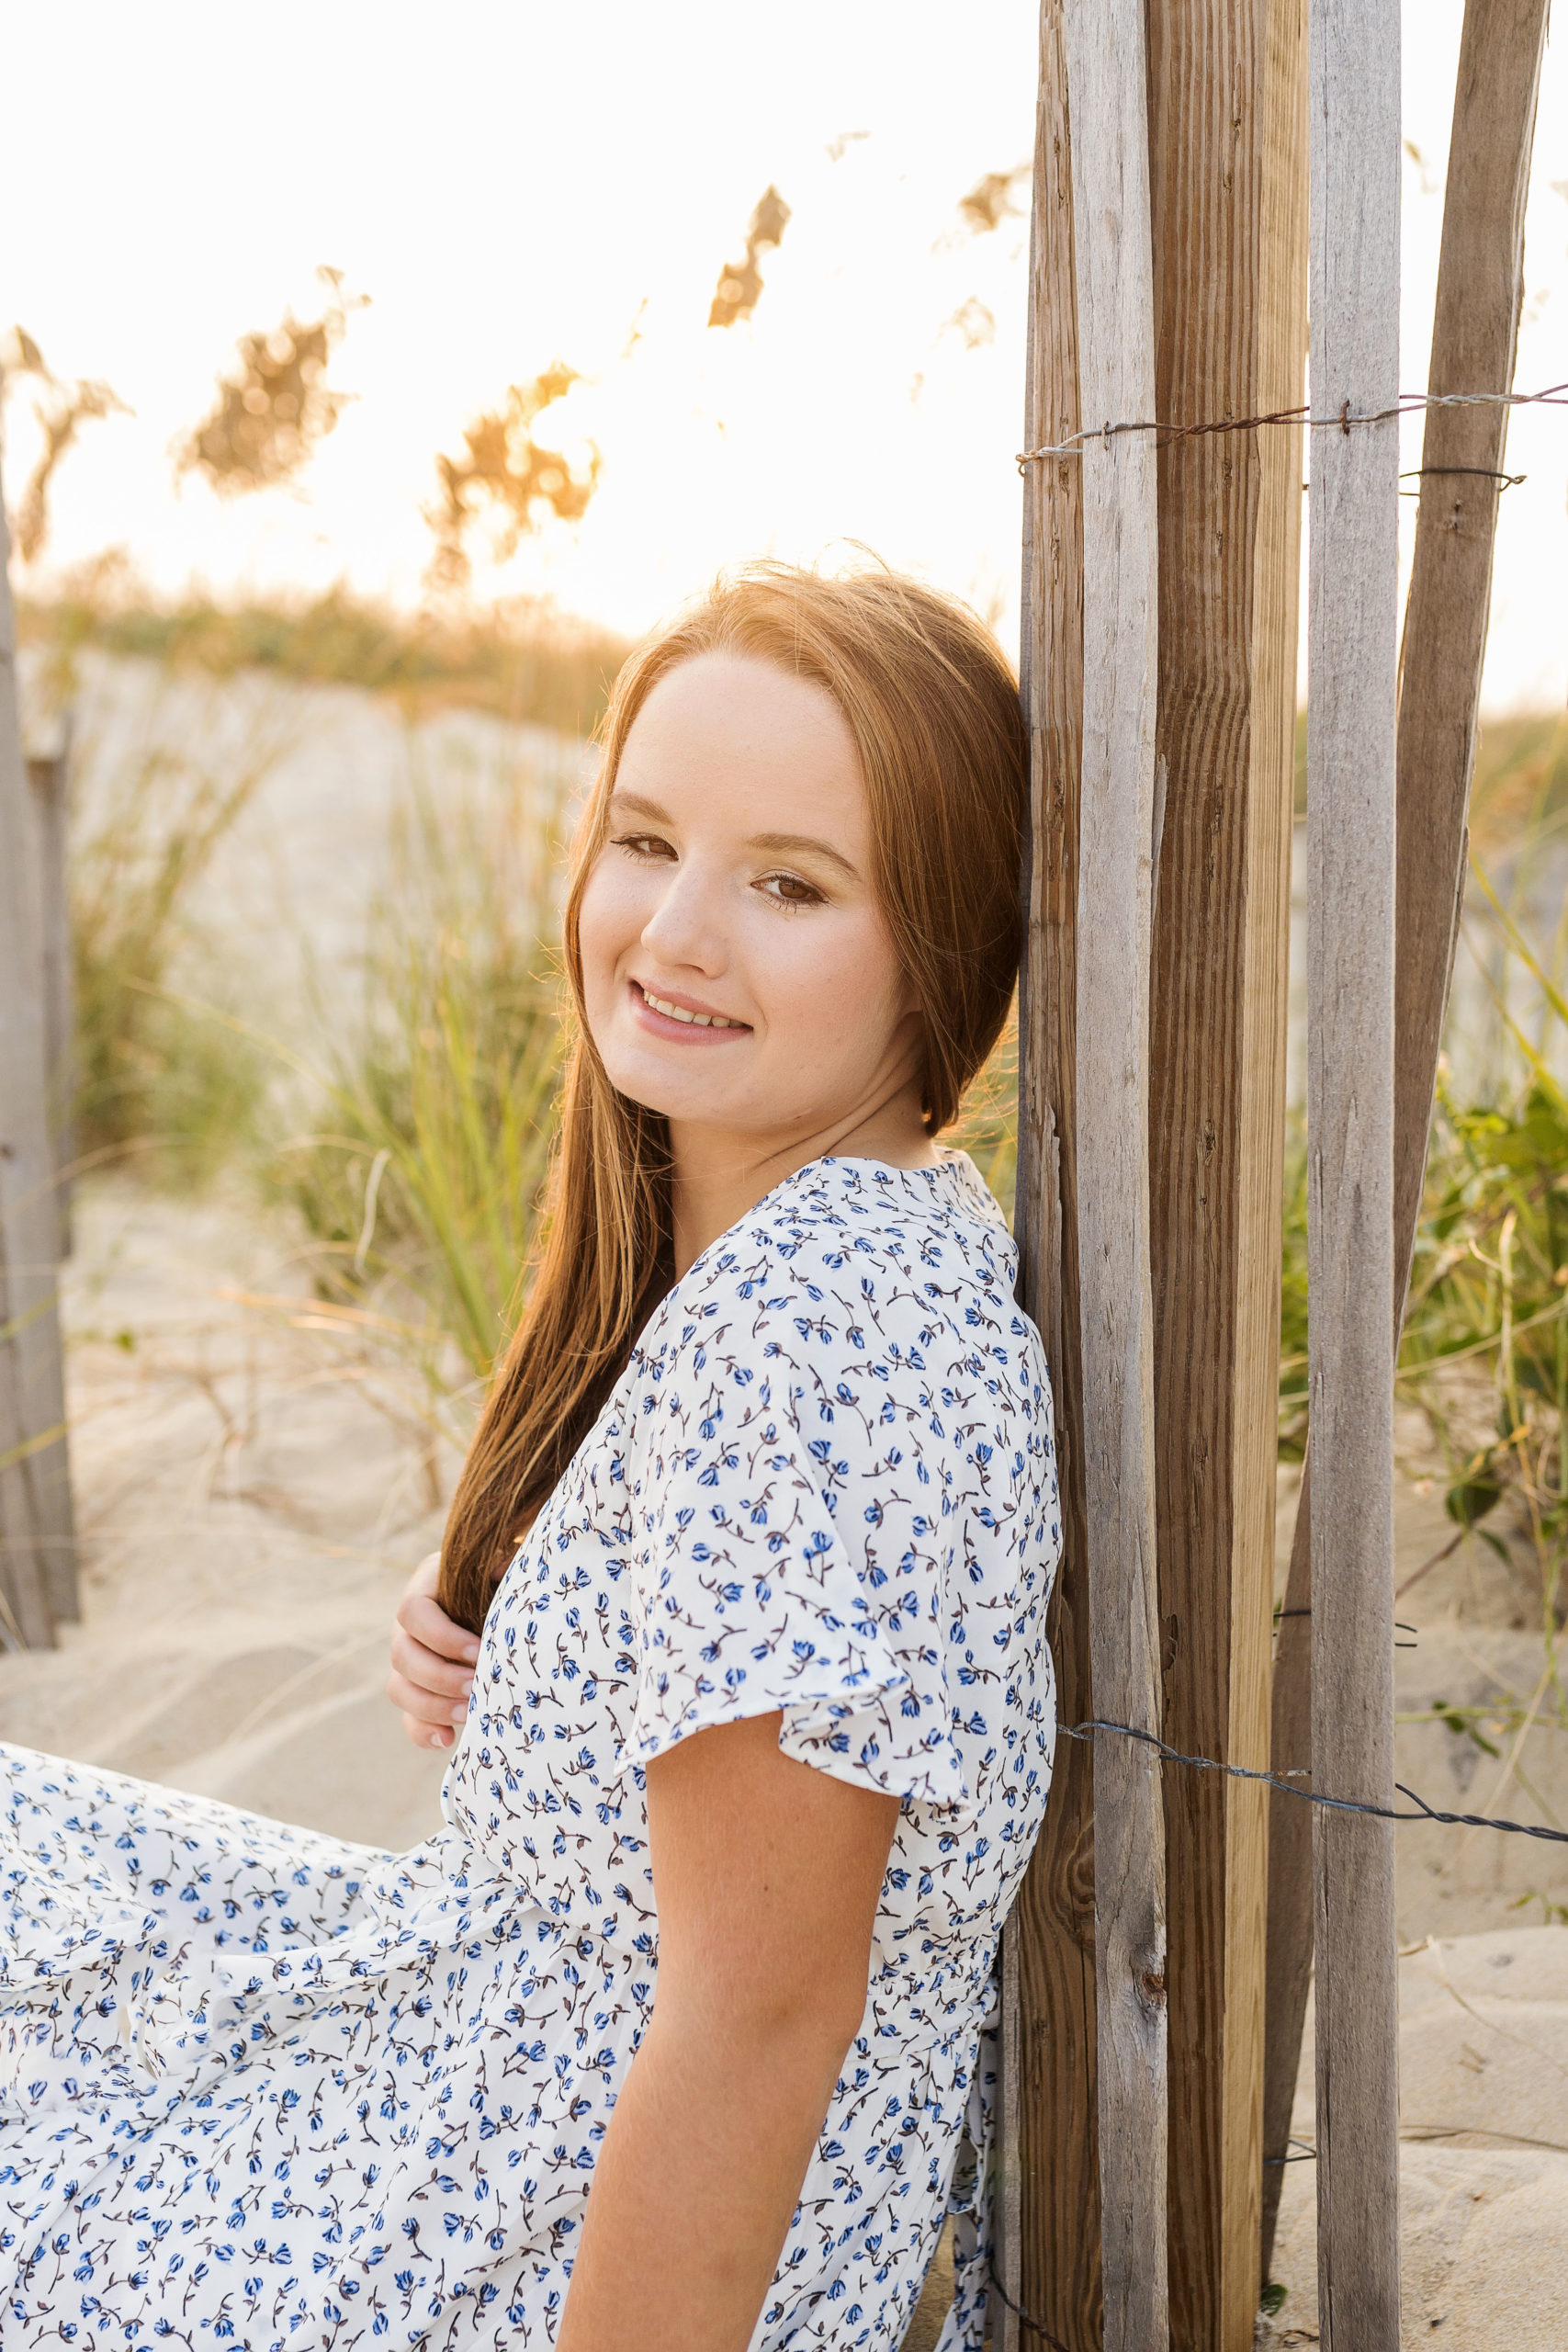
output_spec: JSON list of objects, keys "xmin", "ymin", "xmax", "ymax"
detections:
[{"xmin": 667, "ymin": 1082, "xmax": 939, "ymax": 1277}]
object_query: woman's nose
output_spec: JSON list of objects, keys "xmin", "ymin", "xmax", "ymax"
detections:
[{"xmin": 639, "ymin": 864, "xmax": 727, "ymax": 973}]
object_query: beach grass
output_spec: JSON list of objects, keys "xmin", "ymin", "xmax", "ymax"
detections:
[
  {"xmin": 20, "ymin": 576, "xmax": 629, "ymax": 736},
  {"xmin": 276, "ymin": 765, "xmax": 566, "ymax": 1392},
  {"xmin": 65, "ymin": 708, "xmax": 282, "ymax": 1184}
]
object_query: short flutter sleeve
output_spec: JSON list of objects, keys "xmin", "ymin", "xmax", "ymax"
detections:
[{"xmin": 615, "ymin": 1245, "xmax": 974, "ymax": 1819}]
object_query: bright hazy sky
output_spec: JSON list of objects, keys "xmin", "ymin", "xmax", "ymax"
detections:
[{"xmin": 4, "ymin": 1, "xmax": 1565, "ymax": 712}]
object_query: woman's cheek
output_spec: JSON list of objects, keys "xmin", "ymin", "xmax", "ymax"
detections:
[
  {"xmin": 762, "ymin": 916, "xmax": 902, "ymax": 1067},
  {"xmin": 577, "ymin": 864, "xmax": 639, "ymax": 1006},
  {"xmin": 786, "ymin": 909, "xmax": 902, "ymax": 1015}
]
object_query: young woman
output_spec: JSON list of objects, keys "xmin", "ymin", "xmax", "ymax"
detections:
[{"xmin": 2, "ymin": 564, "xmax": 1059, "ymax": 2352}]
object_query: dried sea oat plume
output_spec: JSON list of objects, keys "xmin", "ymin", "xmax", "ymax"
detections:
[
  {"xmin": 426, "ymin": 365, "xmax": 601, "ymax": 592},
  {"xmin": 707, "ymin": 187, "xmax": 792, "ymax": 329},
  {"xmin": 1, "ymin": 327, "xmax": 129, "ymax": 562},
  {"xmin": 955, "ymin": 164, "xmax": 1029, "ymax": 235},
  {"xmin": 177, "ymin": 267, "xmax": 367, "ymax": 497}
]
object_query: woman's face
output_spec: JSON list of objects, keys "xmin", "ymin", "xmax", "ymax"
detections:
[{"xmin": 577, "ymin": 652, "xmax": 922, "ymax": 1154}]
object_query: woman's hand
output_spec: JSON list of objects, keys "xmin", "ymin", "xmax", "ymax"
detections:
[{"xmin": 388, "ymin": 1551, "xmax": 481, "ymax": 1750}]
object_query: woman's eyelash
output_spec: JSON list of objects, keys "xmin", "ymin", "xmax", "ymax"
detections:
[
  {"xmin": 757, "ymin": 871, "xmax": 824, "ymax": 909},
  {"xmin": 613, "ymin": 835, "xmax": 823, "ymax": 907},
  {"xmin": 612, "ymin": 832, "xmax": 673, "ymax": 859}
]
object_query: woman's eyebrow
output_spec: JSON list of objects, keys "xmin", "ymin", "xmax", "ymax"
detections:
[
  {"xmin": 606, "ymin": 790, "xmax": 671, "ymax": 824},
  {"xmin": 749, "ymin": 830, "xmax": 861, "ymax": 883}
]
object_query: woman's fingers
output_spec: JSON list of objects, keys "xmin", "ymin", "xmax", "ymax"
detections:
[
  {"xmin": 404, "ymin": 1549, "xmax": 443, "ymax": 1602},
  {"xmin": 389, "ymin": 1628, "xmax": 474, "ymax": 1712},
  {"xmin": 390, "ymin": 1551, "xmax": 480, "ymax": 1750},
  {"xmin": 388, "ymin": 1660, "xmax": 470, "ymax": 1741},
  {"xmin": 401, "ymin": 1709, "xmax": 455, "ymax": 1752},
  {"xmin": 396, "ymin": 1589, "xmax": 481, "ymax": 1667}
]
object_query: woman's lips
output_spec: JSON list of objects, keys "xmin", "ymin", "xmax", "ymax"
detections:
[{"xmin": 628, "ymin": 979, "xmax": 751, "ymax": 1041}]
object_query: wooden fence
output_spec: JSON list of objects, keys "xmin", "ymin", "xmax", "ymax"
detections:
[
  {"xmin": 0, "ymin": 499, "xmax": 77, "ymax": 1646},
  {"xmin": 1004, "ymin": 1, "xmax": 1551, "ymax": 2346}
]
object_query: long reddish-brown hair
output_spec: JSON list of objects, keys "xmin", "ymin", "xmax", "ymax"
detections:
[{"xmin": 438, "ymin": 560, "xmax": 1027, "ymax": 1632}]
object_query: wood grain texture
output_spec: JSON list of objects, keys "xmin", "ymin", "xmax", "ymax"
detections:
[
  {"xmin": 1144, "ymin": 1, "xmax": 1305, "ymax": 2339},
  {"xmin": 0, "ymin": 502, "xmax": 73, "ymax": 1648},
  {"xmin": 1062, "ymin": 6, "xmax": 1168, "ymax": 2344},
  {"xmin": 28, "ymin": 745, "xmax": 77, "ymax": 1274},
  {"xmin": 1259, "ymin": 1459, "xmax": 1313, "ymax": 2274},
  {"xmin": 1393, "ymin": 0, "xmax": 1548, "ymax": 1279},
  {"xmin": 1013, "ymin": 6, "xmax": 1100, "ymax": 2344},
  {"xmin": 22, "ymin": 745, "xmax": 79, "ymax": 1623},
  {"xmin": 1261, "ymin": 0, "xmax": 1548, "ymax": 2278},
  {"xmin": 1307, "ymin": 4, "xmax": 1401, "ymax": 2343}
]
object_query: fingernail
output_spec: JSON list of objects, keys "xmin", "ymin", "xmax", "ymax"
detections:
[
  {"xmin": 463, "ymin": 1641, "xmax": 480, "ymax": 1664},
  {"xmin": 451, "ymin": 1702, "xmax": 468, "ymax": 1725},
  {"xmin": 434, "ymin": 1726, "xmax": 452, "ymax": 1749}
]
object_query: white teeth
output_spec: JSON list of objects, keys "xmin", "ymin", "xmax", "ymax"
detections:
[{"xmin": 642, "ymin": 989, "xmax": 739, "ymax": 1029}]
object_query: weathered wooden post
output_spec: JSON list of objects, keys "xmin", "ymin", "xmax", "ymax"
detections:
[
  {"xmin": 1260, "ymin": 0, "xmax": 1552, "ymax": 2275},
  {"xmin": 1060, "ymin": 5, "xmax": 1169, "ymax": 2346},
  {"xmin": 1011, "ymin": 9, "xmax": 1169, "ymax": 2346},
  {"xmin": 1013, "ymin": 3, "xmax": 1306, "ymax": 2344},
  {"xmin": 1144, "ymin": 1, "xmax": 1305, "ymax": 2340},
  {"xmin": 27, "ymin": 729, "xmax": 77, "ymax": 1261},
  {"xmin": 1011, "ymin": 4, "xmax": 1098, "ymax": 2343},
  {"xmin": 0, "ymin": 500, "xmax": 76, "ymax": 1643},
  {"xmin": 1305, "ymin": 0, "xmax": 1401, "ymax": 2339}
]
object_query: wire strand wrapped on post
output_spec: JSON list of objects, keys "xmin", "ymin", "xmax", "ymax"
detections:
[
  {"xmin": 1015, "ymin": 379, "xmax": 1568, "ymax": 469},
  {"xmin": 1056, "ymin": 1718, "xmax": 1568, "ymax": 1846}
]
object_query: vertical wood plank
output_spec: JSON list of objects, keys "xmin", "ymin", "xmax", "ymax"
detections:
[
  {"xmin": 1392, "ymin": 0, "xmax": 1549, "ymax": 1278},
  {"xmin": 1014, "ymin": 3, "xmax": 1100, "ymax": 2345},
  {"xmin": 28, "ymin": 741, "xmax": 77, "ymax": 1265},
  {"xmin": 1013, "ymin": 6, "xmax": 1101, "ymax": 2344},
  {"xmin": 1261, "ymin": 0, "xmax": 1549, "ymax": 2276},
  {"xmin": 1260, "ymin": 1470, "xmax": 1313, "ymax": 2274},
  {"xmin": 1143, "ymin": 0, "xmax": 1305, "ymax": 2338},
  {"xmin": 1307, "ymin": 3, "xmax": 1401, "ymax": 2342},
  {"xmin": 0, "ymin": 504, "xmax": 73, "ymax": 1648},
  {"xmin": 1061, "ymin": 6, "xmax": 1168, "ymax": 2345},
  {"xmin": 22, "ymin": 742, "xmax": 78, "ymax": 1621}
]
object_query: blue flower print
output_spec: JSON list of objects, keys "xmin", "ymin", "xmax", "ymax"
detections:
[{"xmin": 1, "ymin": 1151, "xmax": 1058, "ymax": 2352}]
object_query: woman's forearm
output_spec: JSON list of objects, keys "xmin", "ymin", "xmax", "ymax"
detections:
[{"xmin": 557, "ymin": 1999, "xmax": 853, "ymax": 2352}]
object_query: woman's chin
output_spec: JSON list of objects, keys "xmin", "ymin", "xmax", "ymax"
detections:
[{"xmin": 599, "ymin": 1047, "xmax": 741, "ymax": 1128}]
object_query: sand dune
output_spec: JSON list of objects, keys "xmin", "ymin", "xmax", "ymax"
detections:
[
  {"xmin": 1265, "ymin": 1929, "xmax": 1568, "ymax": 2346},
  {"xmin": 1, "ymin": 1177, "xmax": 452, "ymax": 1852}
]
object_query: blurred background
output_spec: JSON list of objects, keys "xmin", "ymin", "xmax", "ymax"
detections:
[{"xmin": 1, "ymin": 0, "xmax": 1565, "ymax": 1949}]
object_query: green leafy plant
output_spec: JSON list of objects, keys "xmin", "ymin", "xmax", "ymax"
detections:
[
  {"xmin": 1430, "ymin": 1701, "xmax": 1503, "ymax": 1759},
  {"xmin": 1509, "ymin": 1890, "xmax": 1568, "ymax": 1928},
  {"xmin": 1402, "ymin": 1076, "xmax": 1568, "ymax": 1614}
]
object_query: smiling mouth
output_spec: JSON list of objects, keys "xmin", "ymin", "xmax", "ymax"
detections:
[{"xmin": 630, "ymin": 980, "xmax": 750, "ymax": 1033}]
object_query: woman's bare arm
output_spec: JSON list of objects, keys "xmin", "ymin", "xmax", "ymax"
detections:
[
  {"xmin": 388, "ymin": 1552, "xmax": 480, "ymax": 1749},
  {"xmin": 557, "ymin": 1713, "xmax": 898, "ymax": 2352}
]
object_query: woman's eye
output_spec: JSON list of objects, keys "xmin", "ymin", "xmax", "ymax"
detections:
[
  {"xmin": 757, "ymin": 871, "xmax": 824, "ymax": 909},
  {"xmin": 613, "ymin": 832, "xmax": 676, "ymax": 862}
]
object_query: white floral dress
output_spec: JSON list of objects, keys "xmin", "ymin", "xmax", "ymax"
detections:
[{"xmin": 1, "ymin": 1152, "xmax": 1059, "ymax": 2352}]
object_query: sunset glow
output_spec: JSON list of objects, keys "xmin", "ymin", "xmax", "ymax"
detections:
[{"xmin": 4, "ymin": 0, "xmax": 1565, "ymax": 708}]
